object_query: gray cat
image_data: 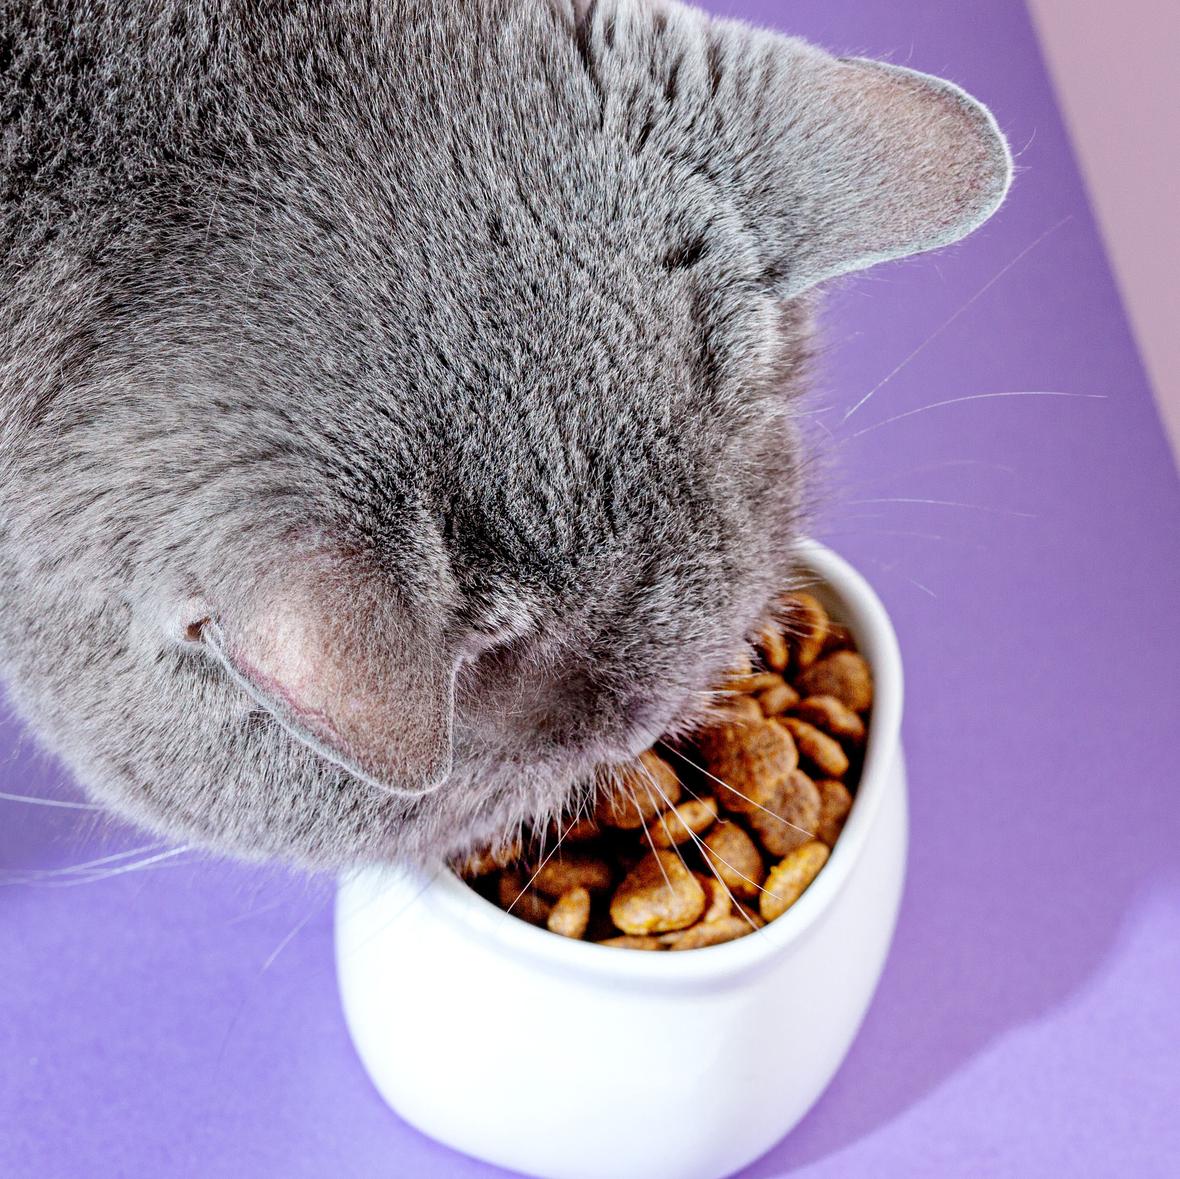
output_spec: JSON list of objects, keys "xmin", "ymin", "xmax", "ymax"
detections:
[{"xmin": 0, "ymin": 0, "xmax": 1010, "ymax": 868}]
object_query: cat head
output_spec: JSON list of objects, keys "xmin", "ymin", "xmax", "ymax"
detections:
[{"xmin": 0, "ymin": 0, "xmax": 1009, "ymax": 866}]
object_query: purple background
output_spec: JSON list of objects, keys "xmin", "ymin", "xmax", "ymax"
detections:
[{"xmin": 3, "ymin": 2, "xmax": 1178, "ymax": 1176}]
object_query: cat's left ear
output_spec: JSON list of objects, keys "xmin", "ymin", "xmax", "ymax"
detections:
[
  {"xmin": 608, "ymin": 5, "xmax": 1014, "ymax": 296},
  {"xmin": 748, "ymin": 49, "xmax": 1014, "ymax": 295}
]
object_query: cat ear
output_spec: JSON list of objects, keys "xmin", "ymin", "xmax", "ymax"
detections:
[
  {"xmin": 631, "ymin": 9, "xmax": 1012, "ymax": 295},
  {"xmin": 201, "ymin": 576, "xmax": 455, "ymax": 796},
  {"xmin": 752, "ymin": 50, "xmax": 1014, "ymax": 294}
]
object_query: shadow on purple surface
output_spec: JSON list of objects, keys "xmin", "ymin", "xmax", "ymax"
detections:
[
  {"xmin": 732, "ymin": 488, "xmax": 1180, "ymax": 1173},
  {"xmin": 740, "ymin": 842, "xmax": 1177, "ymax": 1175}
]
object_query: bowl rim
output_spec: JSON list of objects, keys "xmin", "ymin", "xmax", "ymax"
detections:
[{"xmin": 341, "ymin": 538, "xmax": 904, "ymax": 989}]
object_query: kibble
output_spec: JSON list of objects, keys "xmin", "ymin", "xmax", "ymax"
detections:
[
  {"xmin": 696, "ymin": 873, "xmax": 734, "ymax": 923},
  {"xmin": 547, "ymin": 887, "xmax": 592, "ymax": 939},
  {"xmin": 457, "ymin": 588, "xmax": 872, "ymax": 949},
  {"xmin": 784, "ymin": 592, "xmax": 829, "ymax": 669},
  {"xmin": 757, "ymin": 679, "xmax": 800, "ymax": 716},
  {"xmin": 794, "ymin": 650, "xmax": 873, "ymax": 713},
  {"xmin": 778, "ymin": 716, "xmax": 851, "ymax": 780},
  {"xmin": 792, "ymin": 694, "xmax": 866, "ymax": 747},
  {"xmin": 760, "ymin": 841, "xmax": 830, "ymax": 922},
  {"xmin": 595, "ymin": 751, "xmax": 682, "ymax": 829},
  {"xmin": 610, "ymin": 850, "xmax": 707, "ymax": 935},
  {"xmin": 758, "ymin": 623, "xmax": 790, "ymax": 673},
  {"xmin": 728, "ymin": 670, "xmax": 786, "ymax": 694},
  {"xmin": 497, "ymin": 870, "xmax": 552, "ymax": 926},
  {"xmin": 532, "ymin": 850, "xmax": 614, "ymax": 898},
  {"xmin": 650, "ymin": 797, "xmax": 719, "ymax": 848},
  {"xmin": 666, "ymin": 916, "xmax": 754, "ymax": 950},
  {"xmin": 599, "ymin": 935, "xmax": 666, "ymax": 950},
  {"xmin": 698, "ymin": 717, "xmax": 798, "ymax": 815},
  {"xmin": 815, "ymin": 778, "xmax": 853, "ymax": 848},
  {"xmin": 456, "ymin": 837, "xmax": 524, "ymax": 878},
  {"xmin": 744, "ymin": 768, "xmax": 821, "ymax": 858},
  {"xmin": 701, "ymin": 822, "xmax": 766, "ymax": 901}
]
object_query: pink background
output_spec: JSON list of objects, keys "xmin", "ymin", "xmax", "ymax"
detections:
[{"xmin": 1030, "ymin": 0, "xmax": 1180, "ymax": 464}]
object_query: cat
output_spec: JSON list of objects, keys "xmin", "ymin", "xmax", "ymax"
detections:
[{"xmin": 0, "ymin": 0, "xmax": 1010, "ymax": 868}]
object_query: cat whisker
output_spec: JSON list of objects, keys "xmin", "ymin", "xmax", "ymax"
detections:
[
  {"xmin": 260, "ymin": 904, "xmax": 321, "ymax": 972},
  {"xmin": 664, "ymin": 748, "xmax": 817, "ymax": 843},
  {"xmin": 47, "ymin": 846, "xmax": 192, "ymax": 884},
  {"xmin": 3, "ymin": 842, "xmax": 170, "ymax": 877},
  {"xmin": 856, "ymin": 556, "xmax": 940, "ymax": 599},
  {"xmin": 843, "ymin": 389, "xmax": 1106, "ymax": 442},
  {"xmin": 1, "ymin": 845, "xmax": 191, "ymax": 887},
  {"xmin": 845, "ymin": 496, "xmax": 1037, "ymax": 519},
  {"xmin": 503, "ymin": 814, "xmax": 577, "ymax": 918},
  {"xmin": 814, "ymin": 525, "xmax": 979, "ymax": 549},
  {"xmin": 831, "ymin": 456, "xmax": 1021, "ymax": 498},
  {"xmin": 637, "ymin": 760, "xmax": 758, "ymax": 932},
  {"xmin": 0, "ymin": 789, "xmax": 100, "ymax": 810},
  {"xmin": 839, "ymin": 215, "xmax": 1073, "ymax": 425}
]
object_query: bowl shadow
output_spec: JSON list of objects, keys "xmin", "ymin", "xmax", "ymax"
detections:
[{"xmin": 735, "ymin": 725, "xmax": 1180, "ymax": 1176}]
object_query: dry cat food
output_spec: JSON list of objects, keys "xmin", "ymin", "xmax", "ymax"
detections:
[{"xmin": 457, "ymin": 591, "xmax": 873, "ymax": 950}]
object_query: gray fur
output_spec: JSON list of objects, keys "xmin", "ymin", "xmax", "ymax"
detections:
[{"xmin": 0, "ymin": 0, "xmax": 1009, "ymax": 868}]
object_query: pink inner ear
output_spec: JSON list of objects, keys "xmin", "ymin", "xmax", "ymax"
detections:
[
  {"xmin": 211, "ymin": 588, "xmax": 454, "ymax": 796},
  {"xmin": 231, "ymin": 613, "xmax": 353, "ymax": 741}
]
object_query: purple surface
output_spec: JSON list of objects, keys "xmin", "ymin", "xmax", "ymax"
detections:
[{"xmin": 3, "ymin": 2, "xmax": 1179, "ymax": 1176}]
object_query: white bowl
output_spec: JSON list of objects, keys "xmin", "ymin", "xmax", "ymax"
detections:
[{"xmin": 335, "ymin": 539, "xmax": 907, "ymax": 1179}]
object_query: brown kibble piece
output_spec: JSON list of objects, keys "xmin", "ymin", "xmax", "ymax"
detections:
[
  {"xmin": 454, "ymin": 836, "xmax": 523, "ymax": 878},
  {"xmin": 693, "ymin": 873, "xmax": 734, "ymax": 923},
  {"xmin": 497, "ymin": 871, "xmax": 552, "ymax": 926},
  {"xmin": 561, "ymin": 815, "xmax": 603, "ymax": 843},
  {"xmin": 793, "ymin": 695, "xmax": 866, "ymax": 747},
  {"xmin": 816, "ymin": 779, "xmax": 853, "ymax": 847},
  {"xmin": 728, "ymin": 670, "xmax": 786, "ymax": 694},
  {"xmin": 595, "ymin": 751, "xmax": 682, "ymax": 829},
  {"xmin": 758, "ymin": 623, "xmax": 790, "ymax": 672},
  {"xmin": 701, "ymin": 822, "xmax": 766, "ymax": 901},
  {"xmin": 723, "ymin": 695, "xmax": 766, "ymax": 724},
  {"xmin": 546, "ymin": 887, "xmax": 592, "ymax": 939},
  {"xmin": 610, "ymin": 851, "xmax": 707, "ymax": 935},
  {"xmin": 666, "ymin": 916, "xmax": 754, "ymax": 950},
  {"xmin": 757, "ymin": 680, "xmax": 800, "ymax": 717},
  {"xmin": 823, "ymin": 623, "xmax": 855, "ymax": 654},
  {"xmin": 532, "ymin": 850, "xmax": 614, "ymax": 898},
  {"xmin": 650, "ymin": 797, "xmax": 719, "ymax": 848},
  {"xmin": 697, "ymin": 718, "xmax": 798, "ymax": 816},
  {"xmin": 794, "ymin": 651, "xmax": 873, "ymax": 713},
  {"xmin": 746, "ymin": 768, "xmax": 821, "ymax": 858},
  {"xmin": 760, "ymin": 841, "xmax": 830, "ymax": 922},
  {"xmin": 514, "ymin": 892, "xmax": 553, "ymax": 926},
  {"xmin": 784, "ymin": 592, "xmax": 829, "ymax": 670},
  {"xmin": 464, "ymin": 571, "xmax": 871, "ymax": 950},
  {"xmin": 778, "ymin": 717, "xmax": 851, "ymax": 779}
]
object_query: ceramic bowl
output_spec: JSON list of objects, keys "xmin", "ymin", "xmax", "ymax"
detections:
[{"xmin": 335, "ymin": 539, "xmax": 907, "ymax": 1179}]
